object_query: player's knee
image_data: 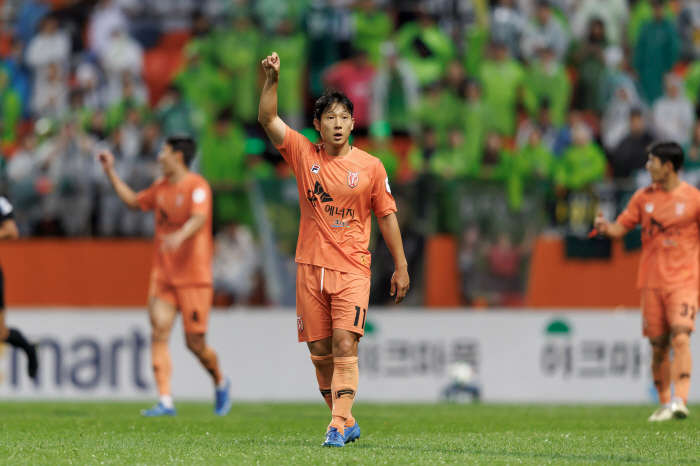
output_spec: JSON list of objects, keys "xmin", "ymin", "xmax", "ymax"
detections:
[
  {"xmin": 185, "ymin": 335, "xmax": 205, "ymax": 355},
  {"xmin": 671, "ymin": 330, "xmax": 691, "ymax": 349},
  {"xmin": 333, "ymin": 337, "xmax": 357, "ymax": 357}
]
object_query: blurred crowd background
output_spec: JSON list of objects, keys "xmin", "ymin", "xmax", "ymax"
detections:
[{"xmin": 0, "ymin": 0, "xmax": 698, "ymax": 307}]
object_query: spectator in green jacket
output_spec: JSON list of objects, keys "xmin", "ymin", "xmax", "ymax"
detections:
[
  {"xmin": 212, "ymin": 13, "xmax": 261, "ymax": 126},
  {"xmin": 633, "ymin": 0, "xmax": 680, "ymax": 103},
  {"xmin": 174, "ymin": 45, "xmax": 230, "ymax": 122},
  {"xmin": 199, "ymin": 107, "xmax": 253, "ymax": 227},
  {"xmin": 351, "ymin": 0, "xmax": 394, "ymax": 65},
  {"xmin": 396, "ymin": 11, "xmax": 456, "ymax": 87},
  {"xmin": 155, "ymin": 85, "xmax": 205, "ymax": 139},
  {"xmin": 479, "ymin": 40, "xmax": 525, "ymax": 136},
  {"xmin": 524, "ymin": 45, "xmax": 571, "ymax": 126},
  {"xmin": 0, "ymin": 67, "xmax": 22, "ymax": 148},
  {"xmin": 414, "ymin": 81, "xmax": 463, "ymax": 149},
  {"xmin": 554, "ymin": 123, "xmax": 607, "ymax": 190}
]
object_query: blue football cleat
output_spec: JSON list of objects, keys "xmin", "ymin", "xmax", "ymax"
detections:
[
  {"xmin": 214, "ymin": 377, "xmax": 232, "ymax": 416},
  {"xmin": 322, "ymin": 427, "xmax": 345, "ymax": 447},
  {"xmin": 140, "ymin": 402, "xmax": 177, "ymax": 417},
  {"xmin": 343, "ymin": 422, "xmax": 361, "ymax": 444}
]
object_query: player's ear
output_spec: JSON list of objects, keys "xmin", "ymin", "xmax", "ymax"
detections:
[
  {"xmin": 313, "ymin": 118, "xmax": 320, "ymax": 132},
  {"xmin": 351, "ymin": 118, "xmax": 355, "ymax": 131}
]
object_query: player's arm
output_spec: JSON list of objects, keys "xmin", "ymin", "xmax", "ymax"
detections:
[
  {"xmin": 0, "ymin": 219, "xmax": 19, "ymax": 240},
  {"xmin": 96, "ymin": 150, "xmax": 140, "ymax": 210},
  {"xmin": 377, "ymin": 212, "xmax": 410, "ymax": 303},
  {"xmin": 593, "ymin": 210, "xmax": 631, "ymax": 240},
  {"xmin": 161, "ymin": 213, "xmax": 206, "ymax": 252},
  {"xmin": 258, "ymin": 52, "xmax": 286, "ymax": 146}
]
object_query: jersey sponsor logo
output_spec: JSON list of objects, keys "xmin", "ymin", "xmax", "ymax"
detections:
[
  {"xmin": 676, "ymin": 203, "xmax": 686, "ymax": 216},
  {"xmin": 385, "ymin": 176, "xmax": 391, "ymax": 193},
  {"xmin": 324, "ymin": 205, "xmax": 355, "ymax": 219},
  {"xmin": 176, "ymin": 193, "xmax": 184, "ymax": 207},
  {"xmin": 297, "ymin": 315, "xmax": 304, "ymax": 332},
  {"xmin": 307, "ymin": 181, "xmax": 333, "ymax": 206},
  {"xmin": 347, "ymin": 171, "xmax": 359, "ymax": 188},
  {"xmin": 645, "ymin": 203, "xmax": 654, "ymax": 213},
  {"xmin": 192, "ymin": 188, "xmax": 207, "ymax": 204},
  {"xmin": 311, "ymin": 164, "xmax": 320, "ymax": 174}
]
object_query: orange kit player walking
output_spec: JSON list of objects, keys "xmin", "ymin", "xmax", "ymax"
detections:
[
  {"xmin": 97, "ymin": 136, "xmax": 231, "ymax": 417},
  {"xmin": 258, "ymin": 52, "xmax": 410, "ymax": 447},
  {"xmin": 595, "ymin": 142, "xmax": 698, "ymax": 421}
]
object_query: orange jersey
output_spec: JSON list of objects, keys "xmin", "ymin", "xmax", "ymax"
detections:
[
  {"xmin": 616, "ymin": 182, "xmax": 700, "ymax": 289},
  {"xmin": 275, "ymin": 127, "xmax": 397, "ymax": 277},
  {"xmin": 137, "ymin": 173, "xmax": 213, "ymax": 287}
]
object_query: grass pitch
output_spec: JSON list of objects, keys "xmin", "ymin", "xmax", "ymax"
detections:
[{"xmin": 1, "ymin": 402, "xmax": 699, "ymax": 465}]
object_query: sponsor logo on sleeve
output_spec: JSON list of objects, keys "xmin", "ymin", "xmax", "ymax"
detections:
[
  {"xmin": 385, "ymin": 176, "xmax": 391, "ymax": 193},
  {"xmin": 192, "ymin": 188, "xmax": 207, "ymax": 204}
]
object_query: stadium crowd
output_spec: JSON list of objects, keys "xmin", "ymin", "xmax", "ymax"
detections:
[{"xmin": 1, "ymin": 0, "xmax": 700, "ymax": 304}]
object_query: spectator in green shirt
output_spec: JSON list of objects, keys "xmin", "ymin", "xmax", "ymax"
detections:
[
  {"xmin": 414, "ymin": 81, "xmax": 462, "ymax": 149},
  {"xmin": 396, "ymin": 11, "xmax": 456, "ymax": 87},
  {"xmin": 174, "ymin": 45, "xmax": 230, "ymax": 122},
  {"xmin": 199, "ymin": 107, "xmax": 253, "ymax": 228},
  {"xmin": 0, "ymin": 68, "xmax": 22, "ymax": 148},
  {"xmin": 524, "ymin": 45, "xmax": 571, "ymax": 126},
  {"xmin": 212, "ymin": 13, "xmax": 261, "ymax": 126},
  {"xmin": 554, "ymin": 123, "xmax": 607, "ymax": 190},
  {"xmin": 351, "ymin": 0, "xmax": 394, "ymax": 66},
  {"xmin": 155, "ymin": 85, "xmax": 205, "ymax": 139},
  {"xmin": 479, "ymin": 41, "xmax": 525, "ymax": 136}
]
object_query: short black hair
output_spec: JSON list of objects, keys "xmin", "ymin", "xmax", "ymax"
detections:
[
  {"xmin": 166, "ymin": 135, "xmax": 197, "ymax": 167},
  {"xmin": 313, "ymin": 89, "xmax": 354, "ymax": 122},
  {"xmin": 647, "ymin": 141, "xmax": 684, "ymax": 172}
]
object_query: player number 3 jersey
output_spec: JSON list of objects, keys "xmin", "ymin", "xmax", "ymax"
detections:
[
  {"xmin": 616, "ymin": 182, "xmax": 700, "ymax": 289},
  {"xmin": 275, "ymin": 126, "xmax": 397, "ymax": 277}
]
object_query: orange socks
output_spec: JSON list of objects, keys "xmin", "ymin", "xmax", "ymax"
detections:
[
  {"xmin": 152, "ymin": 340, "xmax": 172, "ymax": 396},
  {"xmin": 671, "ymin": 333, "xmax": 692, "ymax": 404},
  {"xmin": 329, "ymin": 356, "xmax": 359, "ymax": 434},
  {"xmin": 311, "ymin": 354, "xmax": 334, "ymax": 411}
]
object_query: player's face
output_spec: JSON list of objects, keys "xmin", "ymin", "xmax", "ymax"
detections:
[
  {"xmin": 158, "ymin": 143, "xmax": 178, "ymax": 176},
  {"xmin": 314, "ymin": 104, "xmax": 354, "ymax": 147},
  {"xmin": 646, "ymin": 154, "xmax": 670, "ymax": 183}
]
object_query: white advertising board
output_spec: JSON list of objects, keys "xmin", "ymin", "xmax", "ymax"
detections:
[{"xmin": 0, "ymin": 309, "xmax": 694, "ymax": 403}]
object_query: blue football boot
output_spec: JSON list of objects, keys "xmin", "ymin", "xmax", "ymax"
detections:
[
  {"xmin": 215, "ymin": 377, "xmax": 232, "ymax": 416},
  {"xmin": 343, "ymin": 421, "xmax": 361, "ymax": 444},
  {"xmin": 140, "ymin": 402, "xmax": 177, "ymax": 417},
  {"xmin": 322, "ymin": 427, "xmax": 344, "ymax": 447}
]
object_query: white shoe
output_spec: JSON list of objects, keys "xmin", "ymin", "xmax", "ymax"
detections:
[
  {"xmin": 648, "ymin": 406, "xmax": 673, "ymax": 422},
  {"xmin": 672, "ymin": 398, "xmax": 690, "ymax": 419}
]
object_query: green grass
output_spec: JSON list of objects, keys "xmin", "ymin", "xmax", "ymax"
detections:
[{"xmin": 1, "ymin": 403, "xmax": 699, "ymax": 465}]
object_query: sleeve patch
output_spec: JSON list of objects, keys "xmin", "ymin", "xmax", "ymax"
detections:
[
  {"xmin": 385, "ymin": 176, "xmax": 391, "ymax": 194},
  {"xmin": 192, "ymin": 187, "xmax": 207, "ymax": 204}
]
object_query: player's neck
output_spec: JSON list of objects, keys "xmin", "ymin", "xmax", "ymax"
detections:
[
  {"xmin": 324, "ymin": 142, "xmax": 352, "ymax": 158},
  {"xmin": 659, "ymin": 175, "xmax": 681, "ymax": 192},
  {"xmin": 167, "ymin": 166, "xmax": 189, "ymax": 184}
]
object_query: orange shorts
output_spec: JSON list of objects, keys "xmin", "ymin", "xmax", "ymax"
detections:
[
  {"xmin": 641, "ymin": 287, "xmax": 697, "ymax": 338},
  {"xmin": 150, "ymin": 278, "xmax": 213, "ymax": 335},
  {"xmin": 296, "ymin": 263, "xmax": 371, "ymax": 342}
]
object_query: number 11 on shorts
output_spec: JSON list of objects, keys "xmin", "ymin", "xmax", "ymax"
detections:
[{"xmin": 354, "ymin": 306, "xmax": 366, "ymax": 330}]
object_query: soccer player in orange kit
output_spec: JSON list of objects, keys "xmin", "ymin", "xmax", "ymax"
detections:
[
  {"xmin": 258, "ymin": 52, "xmax": 410, "ymax": 447},
  {"xmin": 595, "ymin": 142, "xmax": 698, "ymax": 421},
  {"xmin": 97, "ymin": 136, "xmax": 231, "ymax": 417}
]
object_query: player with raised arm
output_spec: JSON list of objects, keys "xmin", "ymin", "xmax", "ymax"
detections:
[
  {"xmin": 0, "ymin": 196, "xmax": 38, "ymax": 380},
  {"xmin": 97, "ymin": 136, "xmax": 231, "ymax": 417},
  {"xmin": 258, "ymin": 52, "xmax": 410, "ymax": 447},
  {"xmin": 594, "ymin": 142, "xmax": 698, "ymax": 421}
]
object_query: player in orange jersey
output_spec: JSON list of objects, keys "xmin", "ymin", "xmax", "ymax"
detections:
[
  {"xmin": 595, "ymin": 142, "xmax": 698, "ymax": 421},
  {"xmin": 97, "ymin": 136, "xmax": 231, "ymax": 417},
  {"xmin": 258, "ymin": 52, "xmax": 410, "ymax": 447}
]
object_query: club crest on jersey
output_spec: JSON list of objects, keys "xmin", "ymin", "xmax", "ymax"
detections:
[
  {"xmin": 175, "ymin": 193, "xmax": 184, "ymax": 207},
  {"xmin": 676, "ymin": 203, "xmax": 686, "ymax": 216},
  {"xmin": 645, "ymin": 203, "xmax": 654, "ymax": 213},
  {"xmin": 297, "ymin": 315, "xmax": 304, "ymax": 332},
  {"xmin": 311, "ymin": 164, "xmax": 320, "ymax": 174},
  {"xmin": 347, "ymin": 171, "xmax": 359, "ymax": 188}
]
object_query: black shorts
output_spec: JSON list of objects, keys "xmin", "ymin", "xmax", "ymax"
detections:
[{"xmin": 0, "ymin": 265, "xmax": 5, "ymax": 309}]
